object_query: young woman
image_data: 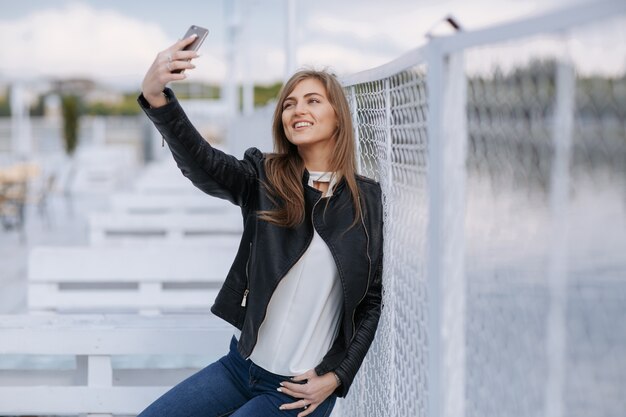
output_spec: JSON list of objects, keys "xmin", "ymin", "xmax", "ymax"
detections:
[{"xmin": 137, "ymin": 34, "xmax": 384, "ymax": 417}]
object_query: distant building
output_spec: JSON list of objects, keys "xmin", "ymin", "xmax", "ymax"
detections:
[{"xmin": 52, "ymin": 78, "xmax": 125, "ymax": 105}]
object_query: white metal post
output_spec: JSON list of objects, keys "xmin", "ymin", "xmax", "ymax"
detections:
[
  {"xmin": 349, "ymin": 86, "xmax": 363, "ymax": 174},
  {"xmin": 426, "ymin": 40, "xmax": 468, "ymax": 417},
  {"xmin": 425, "ymin": 38, "xmax": 444, "ymax": 417},
  {"xmin": 544, "ymin": 60, "xmax": 574, "ymax": 417},
  {"xmin": 224, "ymin": 0, "xmax": 241, "ymax": 117},
  {"xmin": 10, "ymin": 83, "xmax": 33, "ymax": 157},
  {"xmin": 241, "ymin": 4, "xmax": 254, "ymax": 116},
  {"xmin": 440, "ymin": 50, "xmax": 467, "ymax": 417},
  {"xmin": 384, "ymin": 78, "xmax": 393, "ymax": 186},
  {"xmin": 285, "ymin": 0, "xmax": 297, "ymax": 80}
]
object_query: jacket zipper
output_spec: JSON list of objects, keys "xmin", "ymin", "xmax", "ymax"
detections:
[
  {"xmin": 241, "ymin": 242, "xmax": 252, "ymax": 307},
  {"xmin": 350, "ymin": 203, "xmax": 372, "ymax": 343}
]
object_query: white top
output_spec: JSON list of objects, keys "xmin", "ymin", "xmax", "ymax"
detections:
[{"xmin": 246, "ymin": 171, "xmax": 344, "ymax": 375}]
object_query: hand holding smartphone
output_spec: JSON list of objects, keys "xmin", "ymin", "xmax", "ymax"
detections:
[
  {"xmin": 141, "ymin": 25, "xmax": 209, "ymax": 109},
  {"xmin": 172, "ymin": 25, "xmax": 209, "ymax": 74}
]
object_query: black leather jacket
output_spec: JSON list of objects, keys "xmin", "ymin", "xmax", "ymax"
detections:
[{"xmin": 139, "ymin": 89, "xmax": 384, "ymax": 397}]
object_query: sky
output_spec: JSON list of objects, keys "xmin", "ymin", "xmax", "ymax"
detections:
[{"xmin": 0, "ymin": 0, "xmax": 602, "ymax": 91}]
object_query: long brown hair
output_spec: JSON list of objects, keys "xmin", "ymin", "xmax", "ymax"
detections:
[{"xmin": 258, "ymin": 69, "xmax": 362, "ymax": 228}]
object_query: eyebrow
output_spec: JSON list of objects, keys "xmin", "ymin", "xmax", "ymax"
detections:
[{"xmin": 284, "ymin": 92, "xmax": 325, "ymax": 101}]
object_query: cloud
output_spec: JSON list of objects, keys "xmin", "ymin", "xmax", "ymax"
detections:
[
  {"xmin": 305, "ymin": 0, "xmax": 547, "ymax": 50},
  {"xmin": 0, "ymin": 2, "xmax": 226, "ymax": 89},
  {"xmin": 298, "ymin": 43, "xmax": 394, "ymax": 78},
  {"xmin": 296, "ymin": 0, "xmax": 624, "ymax": 79},
  {"xmin": 292, "ymin": 0, "xmax": 551, "ymax": 78}
]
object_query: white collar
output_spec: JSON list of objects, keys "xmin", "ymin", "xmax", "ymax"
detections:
[{"xmin": 308, "ymin": 171, "xmax": 337, "ymax": 197}]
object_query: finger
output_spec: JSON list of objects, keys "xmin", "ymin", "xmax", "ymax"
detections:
[
  {"xmin": 165, "ymin": 60, "xmax": 196, "ymax": 74},
  {"xmin": 172, "ymin": 33, "xmax": 198, "ymax": 51},
  {"xmin": 279, "ymin": 381, "xmax": 308, "ymax": 396},
  {"xmin": 171, "ymin": 50, "xmax": 201, "ymax": 61},
  {"xmin": 279, "ymin": 399, "xmax": 312, "ymax": 411},
  {"xmin": 277, "ymin": 384, "xmax": 306, "ymax": 399},
  {"xmin": 170, "ymin": 72, "xmax": 188, "ymax": 81},
  {"xmin": 291, "ymin": 370, "xmax": 315, "ymax": 383},
  {"xmin": 297, "ymin": 403, "xmax": 319, "ymax": 417}
]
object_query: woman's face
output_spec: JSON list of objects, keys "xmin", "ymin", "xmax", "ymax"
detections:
[{"xmin": 281, "ymin": 78, "xmax": 338, "ymax": 149}]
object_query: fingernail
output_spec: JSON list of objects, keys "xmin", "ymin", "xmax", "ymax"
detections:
[
  {"xmin": 190, "ymin": 34, "xmax": 198, "ymax": 38},
  {"xmin": 277, "ymin": 387, "xmax": 282, "ymax": 392},
  {"xmin": 279, "ymin": 382, "xmax": 284, "ymax": 386},
  {"xmin": 279, "ymin": 405, "xmax": 285, "ymax": 410}
]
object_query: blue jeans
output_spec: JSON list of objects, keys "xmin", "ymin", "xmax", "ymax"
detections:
[{"xmin": 137, "ymin": 336, "xmax": 337, "ymax": 417}]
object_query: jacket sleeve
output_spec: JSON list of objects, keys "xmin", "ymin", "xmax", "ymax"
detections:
[
  {"xmin": 138, "ymin": 88, "xmax": 260, "ymax": 207},
  {"xmin": 333, "ymin": 250, "xmax": 383, "ymax": 397}
]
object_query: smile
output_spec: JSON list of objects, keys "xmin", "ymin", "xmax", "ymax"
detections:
[{"xmin": 294, "ymin": 121, "xmax": 313, "ymax": 129}]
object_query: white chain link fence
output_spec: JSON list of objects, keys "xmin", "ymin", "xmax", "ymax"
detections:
[{"xmin": 337, "ymin": 2, "xmax": 626, "ymax": 416}]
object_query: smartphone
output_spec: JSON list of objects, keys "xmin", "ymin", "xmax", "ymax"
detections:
[{"xmin": 173, "ymin": 25, "xmax": 209, "ymax": 73}]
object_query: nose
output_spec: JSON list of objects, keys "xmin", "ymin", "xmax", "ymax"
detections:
[{"xmin": 294, "ymin": 101, "xmax": 308, "ymax": 115}]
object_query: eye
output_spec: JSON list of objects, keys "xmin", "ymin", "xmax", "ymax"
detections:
[
  {"xmin": 282, "ymin": 102, "xmax": 294, "ymax": 110},
  {"xmin": 308, "ymin": 98, "xmax": 320, "ymax": 104}
]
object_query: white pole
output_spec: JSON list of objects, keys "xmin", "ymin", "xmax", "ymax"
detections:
[
  {"xmin": 441, "ymin": 50, "xmax": 467, "ymax": 417},
  {"xmin": 10, "ymin": 83, "xmax": 32, "ymax": 157},
  {"xmin": 224, "ymin": 0, "xmax": 241, "ymax": 117},
  {"xmin": 425, "ymin": 38, "xmax": 444, "ymax": 417},
  {"xmin": 285, "ymin": 0, "xmax": 297, "ymax": 80},
  {"xmin": 241, "ymin": 3, "xmax": 254, "ymax": 116},
  {"xmin": 427, "ymin": 38, "xmax": 468, "ymax": 417},
  {"xmin": 544, "ymin": 60, "xmax": 574, "ymax": 417},
  {"xmin": 349, "ymin": 86, "xmax": 362, "ymax": 174}
]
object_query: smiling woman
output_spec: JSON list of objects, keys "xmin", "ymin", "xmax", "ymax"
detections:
[{"xmin": 137, "ymin": 35, "xmax": 384, "ymax": 417}]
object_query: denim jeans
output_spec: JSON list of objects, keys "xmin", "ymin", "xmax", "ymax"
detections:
[{"xmin": 137, "ymin": 336, "xmax": 337, "ymax": 417}]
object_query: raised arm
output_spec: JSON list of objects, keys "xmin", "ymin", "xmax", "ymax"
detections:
[{"xmin": 138, "ymin": 36, "xmax": 260, "ymax": 207}]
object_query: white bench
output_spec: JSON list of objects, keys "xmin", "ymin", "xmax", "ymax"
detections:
[
  {"xmin": 0, "ymin": 313, "xmax": 233, "ymax": 417},
  {"xmin": 27, "ymin": 244, "xmax": 239, "ymax": 314},
  {"xmin": 109, "ymin": 192, "xmax": 234, "ymax": 215},
  {"xmin": 133, "ymin": 160, "xmax": 199, "ymax": 195},
  {"xmin": 71, "ymin": 145, "xmax": 138, "ymax": 194},
  {"xmin": 88, "ymin": 212, "xmax": 244, "ymax": 245},
  {"xmin": 133, "ymin": 175, "xmax": 199, "ymax": 194}
]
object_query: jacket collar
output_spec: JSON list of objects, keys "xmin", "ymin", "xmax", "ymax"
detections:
[{"xmin": 302, "ymin": 169, "xmax": 347, "ymax": 195}]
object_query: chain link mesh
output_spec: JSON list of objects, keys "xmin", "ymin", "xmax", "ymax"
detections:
[
  {"xmin": 338, "ymin": 11, "xmax": 625, "ymax": 417},
  {"xmin": 339, "ymin": 66, "xmax": 429, "ymax": 417},
  {"xmin": 465, "ymin": 51, "xmax": 558, "ymax": 417}
]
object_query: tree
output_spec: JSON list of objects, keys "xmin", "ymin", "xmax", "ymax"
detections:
[{"xmin": 61, "ymin": 95, "xmax": 80, "ymax": 155}]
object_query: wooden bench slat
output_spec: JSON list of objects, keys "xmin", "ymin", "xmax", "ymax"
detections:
[
  {"xmin": 0, "ymin": 314, "xmax": 232, "ymax": 355},
  {"xmin": 29, "ymin": 245, "xmax": 236, "ymax": 281},
  {"xmin": 0, "ymin": 386, "xmax": 179, "ymax": 414}
]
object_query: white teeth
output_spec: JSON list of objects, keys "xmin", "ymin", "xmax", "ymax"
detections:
[{"xmin": 295, "ymin": 122, "xmax": 312, "ymax": 128}]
